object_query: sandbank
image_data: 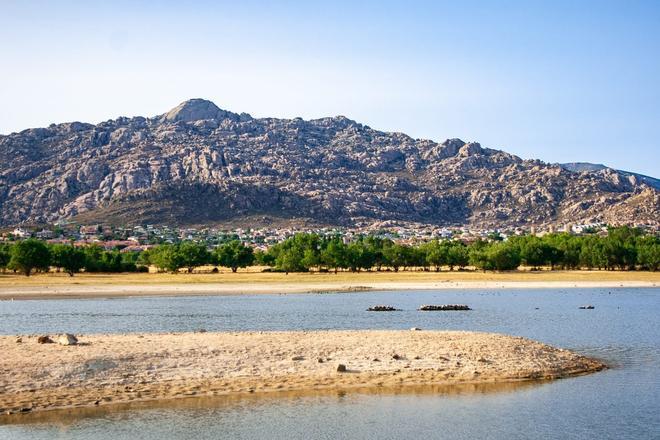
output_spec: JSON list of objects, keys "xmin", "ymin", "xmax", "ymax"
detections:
[{"xmin": 0, "ymin": 330, "xmax": 605, "ymax": 416}]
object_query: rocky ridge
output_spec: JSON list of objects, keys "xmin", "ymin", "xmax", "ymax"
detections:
[{"xmin": 0, "ymin": 99, "xmax": 657, "ymax": 228}]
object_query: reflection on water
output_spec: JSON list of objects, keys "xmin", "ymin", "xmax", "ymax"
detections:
[
  {"xmin": 0, "ymin": 288, "xmax": 658, "ymax": 439},
  {"xmin": 1, "ymin": 380, "xmax": 543, "ymax": 427}
]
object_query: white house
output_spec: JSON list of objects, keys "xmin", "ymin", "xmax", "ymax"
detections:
[{"xmin": 12, "ymin": 228, "xmax": 30, "ymax": 238}]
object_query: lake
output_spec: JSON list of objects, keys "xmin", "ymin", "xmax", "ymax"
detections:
[{"xmin": 1, "ymin": 287, "xmax": 658, "ymax": 439}]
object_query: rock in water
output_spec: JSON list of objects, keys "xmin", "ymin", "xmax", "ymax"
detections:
[
  {"xmin": 57, "ymin": 333, "xmax": 78, "ymax": 345},
  {"xmin": 419, "ymin": 304, "xmax": 471, "ymax": 311},
  {"xmin": 367, "ymin": 305, "xmax": 398, "ymax": 311}
]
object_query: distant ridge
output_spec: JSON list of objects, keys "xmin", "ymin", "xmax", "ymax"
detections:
[
  {"xmin": 0, "ymin": 99, "xmax": 658, "ymax": 228},
  {"xmin": 559, "ymin": 162, "xmax": 660, "ymax": 190}
]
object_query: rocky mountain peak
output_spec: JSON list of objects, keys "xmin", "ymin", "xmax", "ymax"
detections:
[
  {"xmin": 0, "ymin": 102, "xmax": 657, "ymax": 229},
  {"xmin": 442, "ymin": 138, "xmax": 467, "ymax": 149},
  {"xmin": 161, "ymin": 98, "xmax": 232, "ymax": 123},
  {"xmin": 459, "ymin": 142, "xmax": 483, "ymax": 156}
]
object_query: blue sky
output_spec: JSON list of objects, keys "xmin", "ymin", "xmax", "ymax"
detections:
[{"xmin": 1, "ymin": 0, "xmax": 659, "ymax": 176}]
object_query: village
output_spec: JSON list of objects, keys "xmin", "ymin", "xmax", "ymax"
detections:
[{"xmin": 1, "ymin": 220, "xmax": 620, "ymax": 253}]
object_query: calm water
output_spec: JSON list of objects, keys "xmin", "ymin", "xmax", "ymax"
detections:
[{"xmin": 1, "ymin": 288, "xmax": 659, "ymax": 439}]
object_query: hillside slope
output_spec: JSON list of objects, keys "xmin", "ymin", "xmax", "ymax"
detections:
[{"xmin": 0, "ymin": 99, "xmax": 657, "ymax": 228}]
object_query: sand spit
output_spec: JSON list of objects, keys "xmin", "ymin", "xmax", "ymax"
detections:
[
  {"xmin": 0, "ymin": 330, "xmax": 605, "ymax": 415},
  {"xmin": 0, "ymin": 280, "xmax": 657, "ymax": 300}
]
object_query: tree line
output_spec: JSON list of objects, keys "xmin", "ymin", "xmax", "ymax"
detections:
[
  {"xmin": 0, "ymin": 240, "xmax": 256, "ymax": 276},
  {"xmin": 252, "ymin": 227, "xmax": 658, "ymax": 273},
  {"xmin": 0, "ymin": 227, "xmax": 658, "ymax": 276},
  {"xmin": 0, "ymin": 241, "xmax": 144, "ymax": 276}
]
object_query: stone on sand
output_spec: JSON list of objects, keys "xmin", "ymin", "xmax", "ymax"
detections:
[{"xmin": 57, "ymin": 333, "xmax": 78, "ymax": 346}]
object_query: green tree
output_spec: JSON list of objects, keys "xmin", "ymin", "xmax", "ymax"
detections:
[
  {"xmin": 608, "ymin": 226, "xmax": 643, "ymax": 243},
  {"xmin": 8, "ymin": 239, "xmax": 51, "ymax": 276},
  {"xmin": 470, "ymin": 241, "xmax": 520, "ymax": 271},
  {"xmin": 636, "ymin": 236, "xmax": 659, "ymax": 271},
  {"xmin": 265, "ymin": 233, "xmax": 322, "ymax": 273},
  {"xmin": 119, "ymin": 251, "xmax": 141, "ymax": 272},
  {"xmin": 215, "ymin": 240, "xmax": 254, "ymax": 272},
  {"xmin": 487, "ymin": 242, "xmax": 522, "ymax": 271},
  {"xmin": 408, "ymin": 246, "xmax": 427, "ymax": 270},
  {"xmin": 0, "ymin": 244, "xmax": 11, "ymax": 272},
  {"xmin": 149, "ymin": 244, "xmax": 185, "ymax": 273},
  {"xmin": 254, "ymin": 249, "xmax": 276, "ymax": 267},
  {"xmin": 137, "ymin": 248, "xmax": 153, "ymax": 267},
  {"xmin": 446, "ymin": 242, "xmax": 469, "ymax": 270},
  {"xmin": 345, "ymin": 241, "xmax": 376, "ymax": 272},
  {"xmin": 579, "ymin": 237, "xmax": 607, "ymax": 269},
  {"xmin": 546, "ymin": 234, "xmax": 581, "ymax": 269},
  {"xmin": 82, "ymin": 245, "xmax": 104, "ymax": 272},
  {"xmin": 468, "ymin": 240, "xmax": 490, "ymax": 271},
  {"xmin": 517, "ymin": 236, "xmax": 554, "ymax": 270},
  {"xmin": 100, "ymin": 250, "xmax": 123, "ymax": 272},
  {"xmin": 50, "ymin": 244, "xmax": 86, "ymax": 276},
  {"xmin": 275, "ymin": 246, "xmax": 306, "ymax": 274},
  {"xmin": 424, "ymin": 240, "xmax": 448, "ymax": 271},
  {"xmin": 382, "ymin": 243, "xmax": 409, "ymax": 272},
  {"xmin": 363, "ymin": 236, "xmax": 388, "ymax": 271},
  {"xmin": 321, "ymin": 239, "xmax": 348, "ymax": 273},
  {"xmin": 178, "ymin": 241, "xmax": 210, "ymax": 273},
  {"xmin": 607, "ymin": 232, "xmax": 637, "ymax": 270},
  {"xmin": 301, "ymin": 248, "xmax": 322, "ymax": 271}
]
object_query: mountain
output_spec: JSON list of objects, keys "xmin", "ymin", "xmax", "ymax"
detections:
[
  {"xmin": 559, "ymin": 162, "xmax": 660, "ymax": 190},
  {"xmin": 0, "ymin": 99, "xmax": 658, "ymax": 229}
]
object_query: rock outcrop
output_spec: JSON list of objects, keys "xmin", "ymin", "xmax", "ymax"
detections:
[
  {"xmin": 367, "ymin": 305, "xmax": 398, "ymax": 312},
  {"xmin": 419, "ymin": 304, "xmax": 471, "ymax": 311},
  {"xmin": 0, "ymin": 99, "xmax": 657, "ymax": 228},
  {"xmin": 56, "ymin": 333, "xmax": 78, "ymax": 346}
]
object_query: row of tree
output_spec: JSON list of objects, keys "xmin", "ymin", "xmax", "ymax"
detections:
[
  {"xmin": 142, "ymin": 240, "xmax": 255, "ymax": 273},
  {"xmin": 0, "ymin": 227, "xmax": 658, "ymax": 276},
  {"xmin": 253, "ymin": 234, "xmax": 470, "ymax": 273},
  {"xmin": 0, "ymin": 240, "xmax": 143, "ymax": 276},
  {"xmin": 143, "ymin": 227, "xmax": 658, "ymax": 273},
  {"xmin": 254, "ymin": 227, "xmax": 659, "ymax": 273}
]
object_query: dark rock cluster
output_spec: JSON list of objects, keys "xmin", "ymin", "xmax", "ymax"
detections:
[
  {"xmin": 367, "ymin": 305, "xmax": 398, "ymax": 312},
  {"xmin": 418, "ymin": 304, "xmax": 471, "ymax": 311}
]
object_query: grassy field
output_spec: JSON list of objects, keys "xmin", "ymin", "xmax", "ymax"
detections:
[{"xmin": 0, "ymin": 269, "xmax": 658, "ymax": 287}]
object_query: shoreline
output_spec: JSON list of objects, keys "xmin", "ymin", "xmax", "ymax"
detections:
[
  {"xmin": 0, "ymin": 330, "xmax": 605, "ymax": 416},
  {"xmin": 1, "ymin": 380, "xmax": 546, "ymax": 425},
  {"xmin": 0, "ymin": 269, "xmax": 658, "ymax": 300}
]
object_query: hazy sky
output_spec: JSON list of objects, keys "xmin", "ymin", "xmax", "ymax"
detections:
[{"xmin": 2, "ymin": 0, "xmax": 659, "ymax": 176}]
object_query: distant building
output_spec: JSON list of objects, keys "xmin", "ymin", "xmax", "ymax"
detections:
[
  {"xmin": 35, "ymin": 229, "xmax": 54, "ymax": 239},
  {"xmin": 80, "ymin": 225, "xmax": 100, "ymax": 236},
  {"xmin": 12, "ymin": 228, "xmax": 30, "ymax": 238}
]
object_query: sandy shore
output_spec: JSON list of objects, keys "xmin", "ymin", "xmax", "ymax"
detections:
[
  {"xmin": 1, "ymin": 270, "xmax": 657, "ymax": 300},
  {"xmin": 0, "ymin": 279, "xmax": 657, "ymax": 300},
  {"xmin": 0, "ymin": 330, "xmax": 605, "ymax": 415}
]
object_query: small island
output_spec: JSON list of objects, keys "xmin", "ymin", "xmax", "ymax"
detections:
[{"xmin": 0, "ymin": 330, "xmax": 605, "ymax": 415}]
